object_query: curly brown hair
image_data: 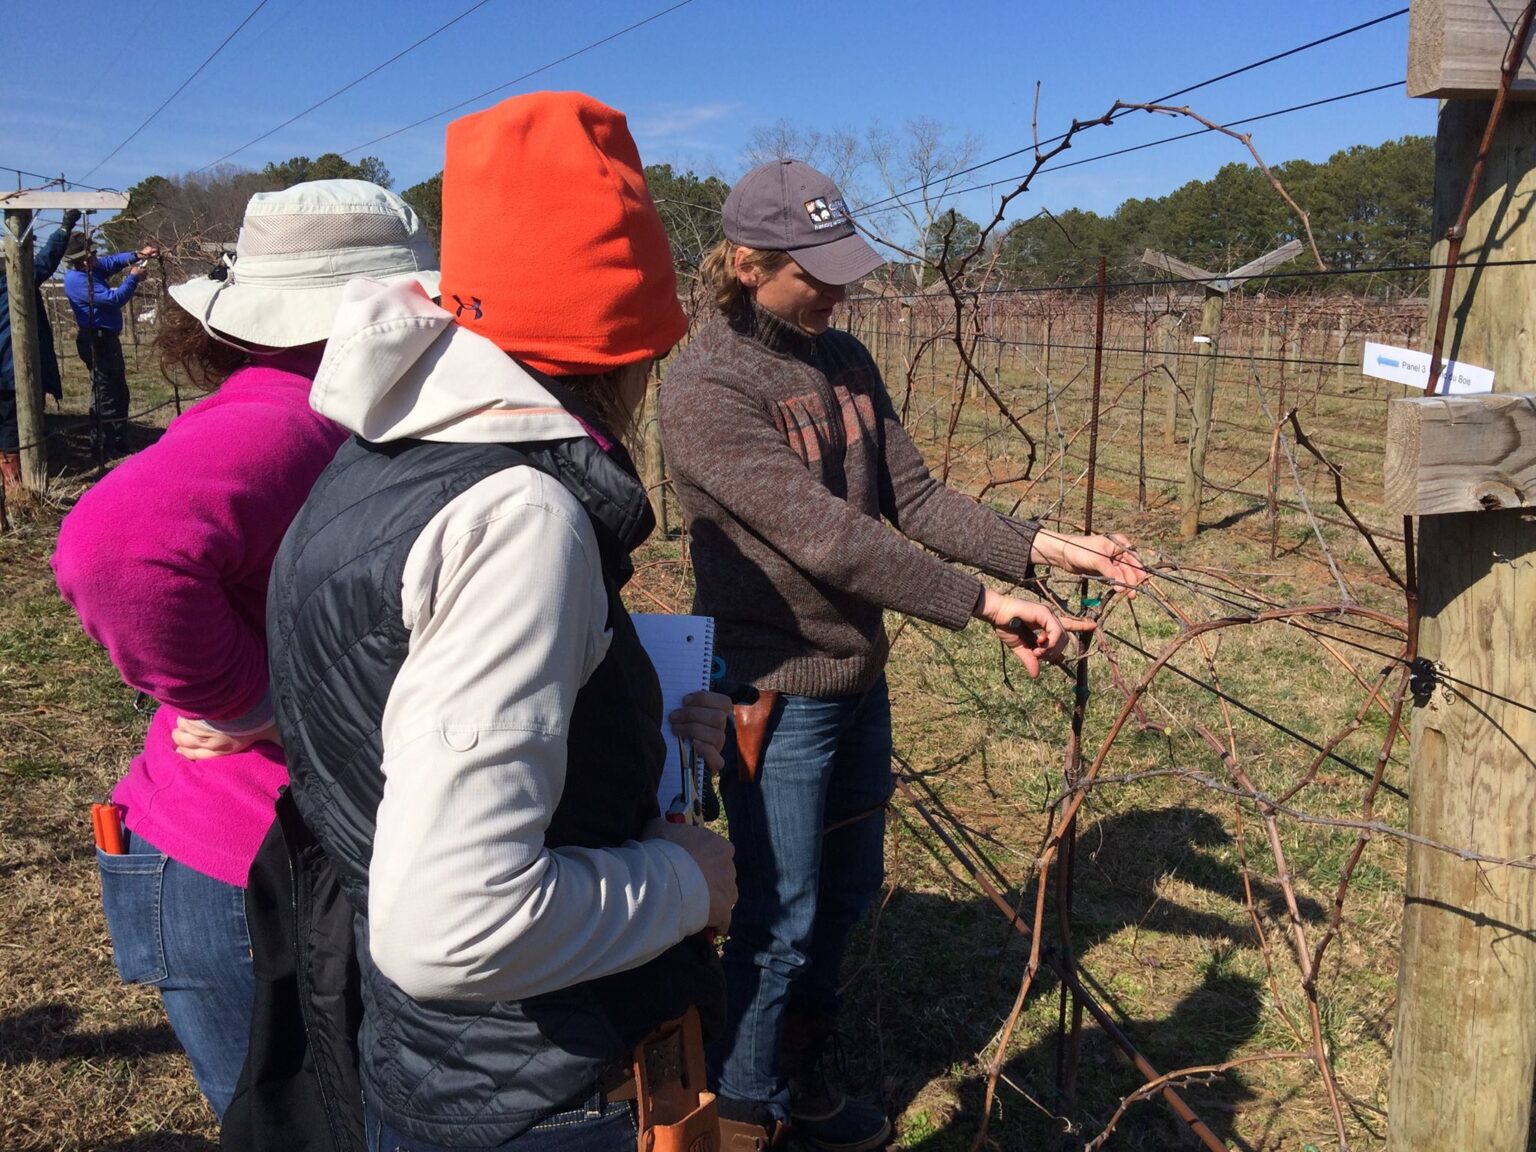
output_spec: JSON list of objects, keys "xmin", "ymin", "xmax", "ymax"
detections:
[
  {"xmin": 156, "ymin": 301, "xmax": 251, "ymax": 392},
  {"xmin": 698, "ymin": 239, "xmax": 791, "ymax": 318}
]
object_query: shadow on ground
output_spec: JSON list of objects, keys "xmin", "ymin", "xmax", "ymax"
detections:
[
  {"xmin": 0, "ymin": 1002, "xmax": 182, "ymax": 1066},
  {"xmin": 836, "ymin": 805, "xmax": 1323, "ymax": 1150}
]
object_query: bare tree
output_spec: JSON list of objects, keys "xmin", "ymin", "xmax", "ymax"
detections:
[{"xmin": 742, "ymin": 116, "xmax": 982, "ymax": 290}]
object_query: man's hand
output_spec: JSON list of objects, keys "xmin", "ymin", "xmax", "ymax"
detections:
[
  {"xmin": 670, "ymin": 689, "xmax": 731, "ymax": 774},
  {"xmin": 642, "ymin": 818, "xmax": 736, "ymax": 937},
  {"xmin": 1031, "ymin": 530, "xmax": 1149, "ymax": 598},
  {"xmin": 975, "ymin": 588, "xmax": 1095, "ymax": 678},
  {"xmin": 171, "ymin": 714, "xmax": 282, "ymax": 760},
  {"xmin": 127, "ymin": 261, "xmax": 148, "ymax": 277},
  {"xmin": 62, "ymin": 210, "xmax": 81, "ymax": 232},
  {"xmin": 136, "ymin": 245, "xmax": 159, "ymax": 260}
]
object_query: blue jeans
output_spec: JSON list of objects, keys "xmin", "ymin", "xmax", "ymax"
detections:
[
  {"xmin": 711, "ymin": 677, "xmax": 893, "ymax": 1115},
  {"xmin": 364, "ymin": 1096, "xmax": 636, "ymax": 1151},
  {"xmin": 96, "ymin": 827, "xmax": 255, "ymax": 1119}
]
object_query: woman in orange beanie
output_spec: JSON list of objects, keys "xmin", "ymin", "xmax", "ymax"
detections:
[{"xmin": 257, "ymin": 92, "xmax": 735, "ymax": 1151}]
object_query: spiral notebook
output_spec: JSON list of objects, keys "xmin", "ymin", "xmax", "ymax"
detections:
[{"xmin": 630, "ymin": 613, "xmax": 716, "ymax": 816}]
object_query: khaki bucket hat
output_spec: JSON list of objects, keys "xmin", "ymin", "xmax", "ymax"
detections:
[{"xmin": 168, "ymin": 179, "xmax": 440, "ymax": 348}]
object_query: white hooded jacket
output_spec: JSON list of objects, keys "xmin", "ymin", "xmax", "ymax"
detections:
[{"xmin": 309, "ymin": 278, "xmax": 711, "ymax": 1002}]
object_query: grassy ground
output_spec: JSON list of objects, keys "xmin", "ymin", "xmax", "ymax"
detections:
[{"xmin": 2, "ymin": 305, "xmax": 1412, "ymax": 1150}]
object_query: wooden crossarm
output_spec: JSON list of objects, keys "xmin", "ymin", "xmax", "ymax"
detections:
[
  {"xmin": 1221, "ymin": 239, "xmax": 1304, "ymax": 290},
  {"xmin": 0, "ymin": 190, "xmax": 129, "ymax": 211},
  {"xmin": 1140, "ymin": 248, "xmax": 1221, "ymax": 288}
]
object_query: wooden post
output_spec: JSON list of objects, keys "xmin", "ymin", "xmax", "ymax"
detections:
[
  {"xmin": 0, "ymin": 189, "xmax": 126, "ymax": 494},
  {"xmin": 1159, "ymin": 314, "xmax": 1179, "ymax": 449},
  {"xmin": 1384, "ymin": 59, "xmax": 1536, "ymax": 1150},
  {"xmin": 4, "ymin": 208, "xmax": 46, "ymax": 493},
  {"xmin": 1335, "ymin": 315, "xmax": 1349, "ymax": 393},
  {"xmin": 643, "ymin": 366, "xmax": 669, "ymax": 537},
  {"xmin": 1181, "ymin": 289, "xmax": 1223, "ymax": 540}
]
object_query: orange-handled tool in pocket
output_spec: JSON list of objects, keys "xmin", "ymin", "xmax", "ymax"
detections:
[{"xmin": 92, "ymin": 802, "xmax": 126, "ymax": 855}]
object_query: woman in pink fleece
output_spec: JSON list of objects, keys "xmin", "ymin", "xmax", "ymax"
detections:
[{"xmin": 52, "ymin": 180, "xmax": 439, "ymax": 1119}]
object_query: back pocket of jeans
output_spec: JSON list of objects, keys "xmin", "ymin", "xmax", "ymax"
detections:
[{"xmin": 97, "ymin": 849, "xmax": 169, "ymax": 984}]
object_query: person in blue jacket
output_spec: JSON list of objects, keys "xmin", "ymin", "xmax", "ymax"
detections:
[
  {"xmin": 0, "ymin": 209, "xmax": 80, "ymax": 490},
  {"xmin": 63, "ymin": 232, "xmax": 157, "ymax": 456}
]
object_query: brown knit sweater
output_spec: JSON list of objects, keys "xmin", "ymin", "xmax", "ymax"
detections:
[{"xmin": 659, "ymin": 303, "xmax": 1040, "ymax": 698}]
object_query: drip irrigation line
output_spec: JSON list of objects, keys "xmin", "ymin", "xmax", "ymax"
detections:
[
  {"xmin": 919, "ymin": 330, "xmax": 1387, "ymax": 374},
  {"xmin": 339, "ymin": 0, "xmax": 699, "ymax": 156},
  {"xmin": 1205, "ymin": 416, "xmax": 1379, "ymax": 459},
  {"xmin": 865, "ymin": 257, "xmax": 1536, "ymax": 302},
  {"xmin": 1084, "ymin": 457, "xmax": 1404, "ymax": 541},
  {"xmin": 196, "ymin": 1, "xmax": 495, "ymax": 172},
  {"xmin": 1098, "ymin": 624, "xmax": 1407, "ymax": 798},
  {"xmin": 11, "ymin": 397, "xmax": 183, "ymax": 455},
  {"xmin": 852, "ymin": 8, "xmax": 1409, "ymax": 217},
  {"xmin": 82, "ymin": 0, "xmax": 272, "ymax": 181},
  {"xmin": 853, "ymin": 328, "xmax": 1420, "ymax": 404}
]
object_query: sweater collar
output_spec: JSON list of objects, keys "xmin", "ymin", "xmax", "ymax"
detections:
[{"xmin": 736, "ymin": 298, "xmax": 818, "ymax": 359}]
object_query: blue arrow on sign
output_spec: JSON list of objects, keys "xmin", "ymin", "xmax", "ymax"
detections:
[{"xmin": 1376, "ymin": 355, "xmax": 1400, "ymax": 368}]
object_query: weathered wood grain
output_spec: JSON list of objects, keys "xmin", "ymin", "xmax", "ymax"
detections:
[
  {"xmin": 1386, "ymin": 86, "xmax": 1536, "ymax": 1152},
  {"xmin": 0, "ymin": 190, "xmax": 129, "ymax": 211},
  {"xmin": 1384, "ymin": 393, "xmax": 1536, "ymax": 515},
  {"xmin": 1410, "ymin": 0, "xmax": 1536, "ymax": 99}
]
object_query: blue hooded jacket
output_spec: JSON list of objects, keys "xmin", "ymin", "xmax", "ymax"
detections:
[
  {"xmin": 0, "ymin": 225, "xmax": 70, "ymax": 398},
  {"xmin": 63, "ymin": 250, "xmax": 141, "ymax": 334}
]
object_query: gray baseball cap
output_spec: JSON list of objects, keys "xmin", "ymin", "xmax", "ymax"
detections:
[{"xmin": 722, "ymin": 159, "xmax": 885, "ymax": 286}]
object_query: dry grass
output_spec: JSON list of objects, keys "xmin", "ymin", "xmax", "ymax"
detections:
[{"xmin": 2, "ymin": 301, "xmax": 1414, "ymax": 1150}]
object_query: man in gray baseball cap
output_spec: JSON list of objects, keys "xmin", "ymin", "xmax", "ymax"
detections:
[
  {"xmin": 661, "ymin": 157, "xmax": 1147, "ymax": 1152},
  {"xmin": 722, "ymin": 158, "xmax": 885, "ymax": 287}
]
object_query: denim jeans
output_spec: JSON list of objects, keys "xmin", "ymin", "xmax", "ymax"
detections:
[
  {"xmin": 711, "ymin": 677, "xmax": 893, "ymax": 1115},
  {"xmin": 364, "ymin": 1096, "xmax": 636, "ymax": 1151},
  {"xmin": 96, "ymin": 827, "xmax": 254, "ymax": 1119}
]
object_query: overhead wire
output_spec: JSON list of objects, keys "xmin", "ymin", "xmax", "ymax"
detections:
[
  {"xmin": 0, "ymin": 166, "xmax": 117, "ymax": 194},
  {"xmin": 81, "ymin": 0, "xmax": 272, "ymax": 182},
  {"xmin": 971, "ymin": 81, "xmax": 1404, "ymax": 196},
  {"xmin": 338, "ymin": 0, "xmax": 700, "ymax": 156},
  {"xmin": 195, "ymin": 0, "xmax": 495, "ymax": 172},
  {"xmin": 851, "ymin": 7, "xmax": 1410, "ymax": 217}
]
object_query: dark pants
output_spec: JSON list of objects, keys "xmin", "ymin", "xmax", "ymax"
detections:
[
  {"xmin": 0, "ymin": 392, "xmax": 17, "ymax": 453},
  {"xmin": 75, "ymin": 328, "xmax": 129, "ymax": 451}
]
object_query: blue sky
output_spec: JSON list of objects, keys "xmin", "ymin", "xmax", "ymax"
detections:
[{"xmin": 2, "ymin": 1, "xmax": 1430, "ymax": 232}]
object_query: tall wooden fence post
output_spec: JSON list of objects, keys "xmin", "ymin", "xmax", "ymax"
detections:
[
  {"xmin": 4, "ymin": 208, "xmax": 46, "ymax": 493},
  {"xmin": 643, "ymin": 365, "xmax": 669, "ymax": 537},
  {"xmin": 1159, "ymin": 313, "xmax": 1179, "ymax": 449},
  {"xmin": 0, "ymin": 188, "xmax": 127, "ymax": 497},
  {"xmin": 1385, "ymin": 15, "xmax": 1536, "ymax": 1143},
  {"xmin": 1180, "ymin": 289, "xmax": 1223, "ymax": 540}
]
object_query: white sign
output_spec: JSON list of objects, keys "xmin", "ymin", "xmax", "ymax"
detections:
[{"xmin": 1362, "ymin": 341, "xmax": 1495, "ymax": 395}]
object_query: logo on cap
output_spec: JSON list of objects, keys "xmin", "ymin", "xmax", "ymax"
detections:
[{"xmin": 804, "ymin": 197, "xmax": 847, "ymax": 231}]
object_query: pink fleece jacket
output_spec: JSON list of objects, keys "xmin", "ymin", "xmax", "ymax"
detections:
[{"xmin": 53, "ymin": 353, "xmax": 345, "ymax": 887}]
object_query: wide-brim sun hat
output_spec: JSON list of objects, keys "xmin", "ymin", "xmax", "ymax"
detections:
[
  {"xmin": 723, "ymin": 158, "xmax": 885, "ymax": 287},
  {"xmin": 168, "ymin": 179, "xmax": 440, "ymax": 348}
]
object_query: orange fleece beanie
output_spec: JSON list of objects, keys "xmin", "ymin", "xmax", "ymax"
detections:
[{"xmin": 438, "ymin": 91, "xmax": 686, "ymax": 376}]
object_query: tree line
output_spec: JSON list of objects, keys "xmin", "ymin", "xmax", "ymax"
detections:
[
  {"xmin": 977, "ymin": 135, "xmax": 1432, "ymax": 295},
  {"xmin": 98, "ymin": 133, "xmax": 1431, "ymax": 300}
]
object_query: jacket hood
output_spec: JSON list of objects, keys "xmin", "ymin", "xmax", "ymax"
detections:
[{"xmin": 310, "ymin": 278, "xmax": 588, "ymax": 445}]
